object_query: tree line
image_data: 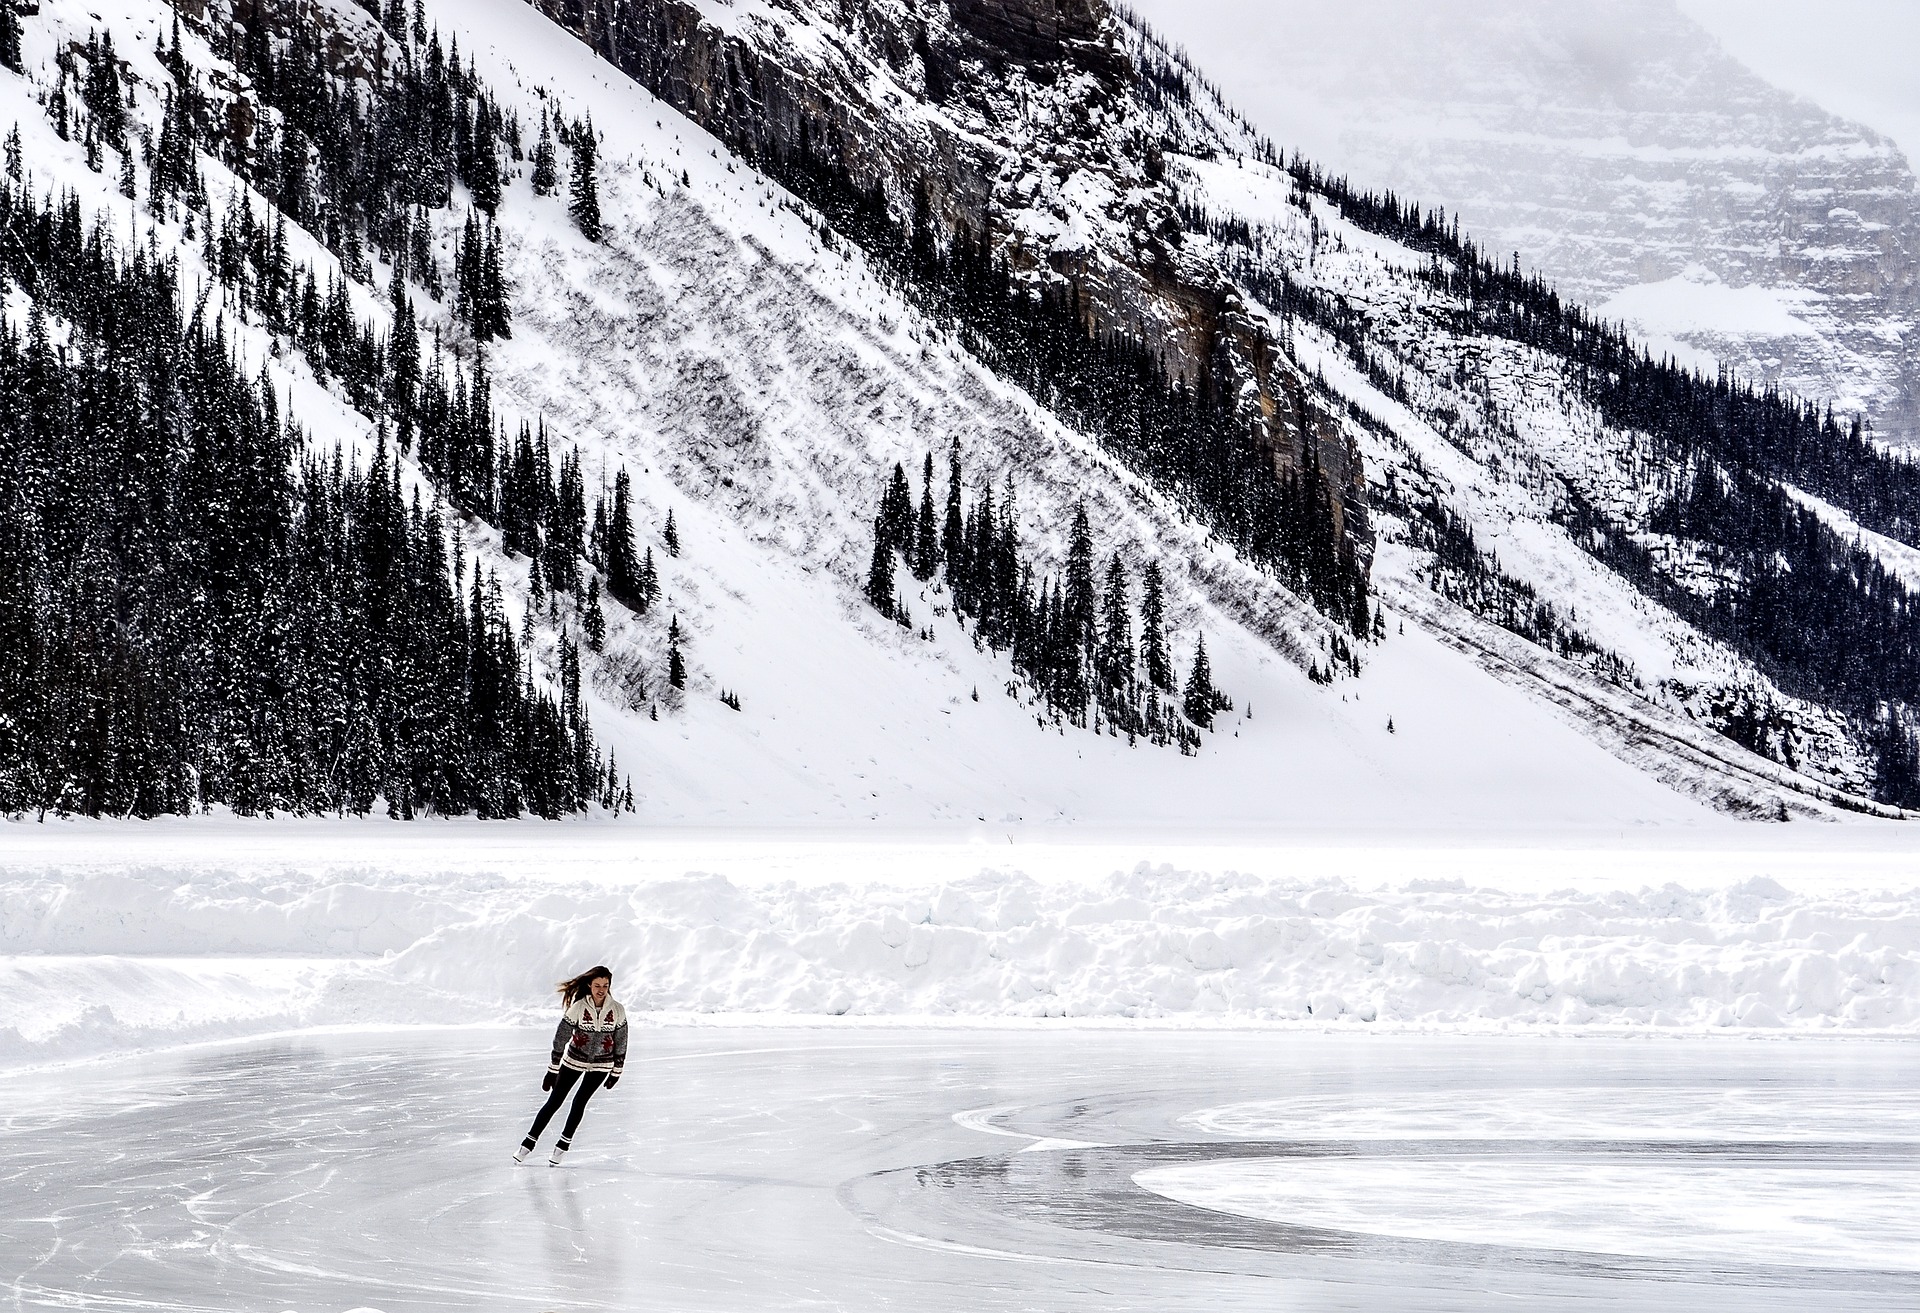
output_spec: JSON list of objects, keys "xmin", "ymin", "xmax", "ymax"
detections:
[
  {"xmin": 865, "ymin": 448, "xmax": 1231, "ymax": 752},
  {"xmin": 0, "ymin": 219, "xmax": 621, "ymax": 817}
]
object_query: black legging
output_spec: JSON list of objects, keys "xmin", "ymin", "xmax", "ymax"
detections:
[{"xmin": 523, "ymin": 1067, "xmax": 608, "ymax": 1149}]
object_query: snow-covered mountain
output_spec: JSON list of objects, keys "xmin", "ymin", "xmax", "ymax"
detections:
[
  {"xmin": 2, "ymin": 0, "xmax": 1918, "ymax": 828},
  {"xmin": 1127, "ymin": 0, "xmax": 1920, "ymax": 444}
]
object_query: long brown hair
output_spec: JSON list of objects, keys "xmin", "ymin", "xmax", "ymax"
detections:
[{"xmin": 557, "ymin": 965, "xmax": 613, "ymax": 1007}]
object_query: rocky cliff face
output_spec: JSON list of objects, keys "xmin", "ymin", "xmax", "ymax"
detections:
[
  {"xmin": 949, "ymin": 0, "xmax": 1105, "ymax": 63},
  {"xmin": 523, "ymin": 0, "xmax": 1364, "ymax": 529}
]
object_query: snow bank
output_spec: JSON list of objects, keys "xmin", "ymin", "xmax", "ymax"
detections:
[{"xmin": 4, "ymin": 861, "xmax": 1917, "ymax": 1064}]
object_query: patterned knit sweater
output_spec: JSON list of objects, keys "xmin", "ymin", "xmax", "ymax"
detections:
[{"xmin": 550, "ymin": 996, "xmax": 628, "ymax": 1074}]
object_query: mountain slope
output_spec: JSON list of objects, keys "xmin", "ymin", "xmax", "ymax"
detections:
[
  {"xmin": 506, "ymin": 0, "xmax": 1920, "ymax": 815},
  {"xmin": 1125, "ymin": 0, "xmax": 1920, "ymax": 446},
  {"xmin": 0, "ymin": 0, "xmax": 1913, "ymax": 826}
]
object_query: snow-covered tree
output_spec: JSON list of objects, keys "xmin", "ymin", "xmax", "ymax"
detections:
[
  {"xmin": 1183, "ymin": 634, "xmax": 1219, "ymax": 729},
  {"xmin": 531, "ymin": 109, "xmax": 558, "ymax": 196},
  {"xmin": 568, "ymin": 115, "xmax": 602, "ymax": 241},
  {"xmin": 667, "ymin": 616, "xmax": 687, "ymax": 689},
  {"xmin": 0, "ymin": 5, "xmax": 22, "ymax": 75},
  {"xmin": 1141, "ymin": 560, "xmax": 1171, "ymax": 692}
]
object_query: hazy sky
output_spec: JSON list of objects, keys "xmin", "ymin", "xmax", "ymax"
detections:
[
  {"xmin": 1126, "ymin": 0, "xmax": 1920, "ymax": 169},
  {"xmin": 1676, "ymin": 0, "xmax": 1920, "ymax": 166}
]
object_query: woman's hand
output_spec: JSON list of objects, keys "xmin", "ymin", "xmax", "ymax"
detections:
[
  {"xmin": 542, "ymin": 1071, "xmax": 555, "ymax": 1092},
  {"xmin": 604, "ymin": 1072, "xmax": 621, "ymax": 1089}
]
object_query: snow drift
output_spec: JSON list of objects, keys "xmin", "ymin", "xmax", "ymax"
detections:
[{"xmin": 4, "ymin": 858, "xmax": 1917, "ymax": 1066}]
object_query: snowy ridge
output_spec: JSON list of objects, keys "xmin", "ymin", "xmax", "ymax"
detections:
[
  {"xmin": 0, "ymin": 0, "xmax": 1333, "ymax": 823},
  {"xmin": 4, "ymin": 858, "xmax": 1918, "ymax": 1066}
]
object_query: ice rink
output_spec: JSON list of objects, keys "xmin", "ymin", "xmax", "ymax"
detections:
[{"xmin": 3, "ymin": 1028, "xmax": 1917, "ymax": 1311}]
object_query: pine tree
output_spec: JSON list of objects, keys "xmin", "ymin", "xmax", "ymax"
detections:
[
  {"xmin": 1141, "ymin": 559, "xmax": 1172, "ymax": 691},
  {"xmin": 1183, "ymin": 634, "xmax": 1219, "ymax": 729},
  {"xmin": 639, "ymin": 546, "xmax": 660, "ymax": 609},
  {"xmin": 0, "ymin": 5, "xmax": 21, "ymax": 75},
  {"xmin": 1064, "ymin": 502, "xmax": 1096, "ymax": 654},
  {"xmin": 942, "ymin": 440, "xmax": 966, "ymax": 584},
  {"xmin": 667, "ymin": 615, "xmax": 687, "ymax": 689},
  {"xmin": 568, "ymin": 115, "xmax": 602, "ymax": 241},
  {"xmin": 469, "ymin": 131, "xmax": 502, "ymax": 217},
  {"xmin": 589, "ymin": 496, "xmax": 608, "ymax": 566},
  {"xmin": 879, "ymin": 461, "xmax": 913, "ymax": 553},
  {"xmin": 663, "ymin": 508, "xmax": 679, "ymax": 556},
  {"xmin": 81, "ymin": 30, "xmax": 126, "ymax": 147},
  {"xmin": 531, "ymin": 109, "xmax": 558, "ymax": 196},
  {"xmin": 455, "ymin": 210, "xmax": 481, "ymax": 328},
  {"xmin": 584, "ymin": 576, "xmax": 606, "ymax": 652},
  {"xmin": 865, "ymin": 511, "xmax": 895, "ymax": 617},
  {"xmin": 4, "ymin": 125, "xmax": 20, "ymax": 182},
  {"xmin": 605, "ymin": 469, "xmax": 643, "ymax": 609},
  {"xmin": 912, "ymin": 452, "xmax": 939, "ymax": 579},
  {"xmin": 479, "ymin": 223, "xmax": 510, "ymax": 339},
  {"xmin": 1098, "ymin": 554, "xmax": 1133, "ymax": 691}
]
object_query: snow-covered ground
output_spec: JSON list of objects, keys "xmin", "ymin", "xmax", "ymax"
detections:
[{"xmin": 2, "ymin": 1028, "xmax": 1914, "ymax": 1311}]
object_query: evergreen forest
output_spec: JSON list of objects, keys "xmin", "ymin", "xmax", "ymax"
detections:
[{"xmin": 0, "ymin": 5, "xmax": 637, "ymax": 817}]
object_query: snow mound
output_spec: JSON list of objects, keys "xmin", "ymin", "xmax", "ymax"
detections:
[{"xmin": 4, "ymin": 859, "xmax": 1917, "ymax": 1065}]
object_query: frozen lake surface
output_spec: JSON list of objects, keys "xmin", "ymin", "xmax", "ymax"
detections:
[{"xmin": 3, "ymin": 1028, "xmax": 1916, "ymax": 1311}]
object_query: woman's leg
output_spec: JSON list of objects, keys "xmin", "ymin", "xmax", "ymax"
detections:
[
  {"xmin": 523, "ymin": 1067, "xmax": 582, "ymax": 1149},
  {"xmin": 555, "ymin": 1070, "xmax": 609, "ymax": 1149}
]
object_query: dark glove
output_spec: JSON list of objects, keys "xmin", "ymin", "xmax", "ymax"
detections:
[
  {"xmin": 542, "ymin": 1070, "xmax": 555, "ymax": 1092},
  {"xmin": 604, "ymin": 1072, "xmax": 621, "ymax": 1089}
]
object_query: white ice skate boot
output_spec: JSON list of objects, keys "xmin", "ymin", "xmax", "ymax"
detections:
[
  {"xmin": 513, "ymin": 1143, "xmax": 532, "ymax": 1164},
  {"xmin": 549, "ymin": 1140, "xmax": 570, "ymax": 1167}
]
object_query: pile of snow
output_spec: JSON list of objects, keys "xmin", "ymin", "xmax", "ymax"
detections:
[{"xmin": 5, "ymin": 858, "xmax": 1917, "ymax": 1065}]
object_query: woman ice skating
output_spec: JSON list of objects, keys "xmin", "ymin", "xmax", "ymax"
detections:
[{"xmin": 516, "ymin": 964, "xmax": 628, "ymax": 1166}]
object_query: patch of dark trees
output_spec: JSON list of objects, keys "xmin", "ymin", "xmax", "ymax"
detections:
[
  {"xmin": 1560, "ymin": 476, "xmax": 1920, "ymax": 807},
  {"xmin": 0, "ymin": 197, "xmax": 621, "ymax": 818},
  {"xmin": 864, "ymin": 449, "xmax": 1232, "ymax": 752}
]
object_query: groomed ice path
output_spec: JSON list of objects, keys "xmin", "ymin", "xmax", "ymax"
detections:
[{"xmin": 3, "ymin": 1028, "xmax": 1917, "ymax": 1311}]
